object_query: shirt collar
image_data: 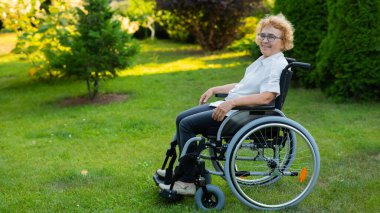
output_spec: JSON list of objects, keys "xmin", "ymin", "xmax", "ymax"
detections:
[{"xmin": 259, "ymin": 52, "xmax": 284, "ymax": 67}]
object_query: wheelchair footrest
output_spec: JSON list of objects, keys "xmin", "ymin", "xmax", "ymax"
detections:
[
  {"xmin": 153, "ymin": 173, "xmax": 165, "ymax": 186},
  {"xmin": 159, "ymin": 188, "xmax": 183, "ymax": 201}
]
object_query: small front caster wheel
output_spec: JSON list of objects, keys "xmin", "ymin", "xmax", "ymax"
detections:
[{"xmin": 195, "ymin": 185, "xmax": 225, "ymax": 210}]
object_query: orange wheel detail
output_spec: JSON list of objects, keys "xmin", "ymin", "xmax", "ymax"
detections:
[{"xmin": 299, "ymin": 167, "xmax": 308, "ymax": 183}]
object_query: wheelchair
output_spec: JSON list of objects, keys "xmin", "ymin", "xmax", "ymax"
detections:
[{"xmin": 153, "ymin": 58, "xmax": 320, "ymax": 211}]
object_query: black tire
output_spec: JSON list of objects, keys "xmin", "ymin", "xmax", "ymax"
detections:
[{"xmin": 195, "ymin": 185, "xmax": 225, "ymax": 210}]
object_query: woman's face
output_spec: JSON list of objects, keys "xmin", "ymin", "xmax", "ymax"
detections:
[{"xmin": 258, "ymin": 25, "xmax": 284, "ymax": 57}]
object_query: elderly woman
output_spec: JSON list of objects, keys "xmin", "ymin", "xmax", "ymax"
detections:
[{"xmin": 158, "ymin": 14, "xmax": 294, "ymax": 195}]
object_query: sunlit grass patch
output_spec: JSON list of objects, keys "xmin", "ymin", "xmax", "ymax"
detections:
[
  {"xmin": 119, "ymin": 51, "xmax": 247, "ymax": 76},
  {"xmin": 0, "ymin": 33, "xmax": 17, "ymax": 56},
  {"xmin": 139, "ymin": 39, "xmax": 200, "ymax": 52}
]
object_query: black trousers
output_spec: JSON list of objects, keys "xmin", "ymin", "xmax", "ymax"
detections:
[{"xmin": 174, "ymin": 104, "xmax": 225, "ymax": 182}]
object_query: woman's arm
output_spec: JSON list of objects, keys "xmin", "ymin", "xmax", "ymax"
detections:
[
  {"xmin": 199, "ymin": 83, "xmax": 237, "ymax": 105},
  {"xmin": 211, "ymin": 92, "xmax": 276, "ymax": 121},
  {"xmin": 210, "ymin": 83, "xmax": 237, "ymax": 94}
]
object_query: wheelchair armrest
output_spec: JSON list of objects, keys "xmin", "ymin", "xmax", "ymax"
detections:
[
  {"xmin": 232, "ymin": 104, "xmax": 275, "ymax": 111},
  {"xmin": 215, "ymin": 94, "xmax": 275, "ymax": 110},
  {"xmin": 215, "ymin": 93, "xmax": 228, "ymax": 98}
]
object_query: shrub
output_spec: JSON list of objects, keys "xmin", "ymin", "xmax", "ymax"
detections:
[
  {"xmin": 228, "ymin": 16, "xmax": 262, "ymax": 59},
  {"xmin": 156, "ymin": 0, "xmax": 260, "ymax": 51},
  {"xmin": 155, "ymin": 10, "xmax": 195, "ymax": 43},
  {"xmin": 273, "ymin": 0, "xmax": 328, "ymax": 87},
  {"xmin": 52, "ymin": 0, "xmax": 139, "ymax": 99},
  {"xmin": 4, "ymin": 1, "xmax": 79, "ymax": 79},
  {"xmin": 315, "ymin": 0, "xmax": 380, "ymax": 101},
  {"xmin": 228, "ymin": 17, "xmax": 259, "ymax": 52}
]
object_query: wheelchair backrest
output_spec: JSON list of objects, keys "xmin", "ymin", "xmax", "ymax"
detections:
[
  {"xmin": 275, "ymin": 58, "xmax": 311, "ymax": 110},
  {"xmin": 275, "ymin": 58, "xmax": 294, "ymax": 110}
]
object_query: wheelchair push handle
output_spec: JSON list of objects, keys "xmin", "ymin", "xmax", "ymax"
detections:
[{"xmin": 289, "ymin": 62, "xmax": 311, "ymax": 69}]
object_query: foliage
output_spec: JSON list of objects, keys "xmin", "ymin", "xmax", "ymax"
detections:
[
  {"xmin": 112, "ymin": 0, "xmax": 156, "ymax": 40},
  {"xmin": 0, "ymin": 0, "xmax": 80, "ymax": 78},
  {"xmin": 52, "ymin": 0, "xmax": 139, "ymax": 99},
  {"xmin": 156, "ymin": 0, "xmax": 261, "ymax": 51},
  {"xmin": 226, "ymin": 1, "xmax": 272, "ymax": 58},
  {"xmin": 0, "ymin": 0, "xmax": 43, "ymax": 32},
  {"xmin": 113, "ymin": 15, "xmax": 140, "ymax": 34},
  {"xmin": 315, "ymin": 0, "xmax": 380, "ymax": 101},
  {"xmin": 228, "ymin": 17, "xmax": 259, "ymax": 52},
  {"xmin": 273, "ymin": 0, "xmax": 328, "ymax": 87},
  {"xmin": 127, "ymin": 0, "xmax": 156, "ymax": 39},
  {"xmin": 155, "ymin": 10, "xmax": 193, "ymax": 43}
]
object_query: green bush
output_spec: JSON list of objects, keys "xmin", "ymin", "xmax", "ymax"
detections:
[
  {"xmin": 315, "ymin": 0, "xmax": 380, "ymax": 101},
  {"xmin": 273, "ymin": 0, "xmax": 328, "ymax": 87},
  {"xmin": 7, "ymin": 1, "xmax": 78, "ymax": 79},
  {"xmin": 156, "ymin": 0, "xmax": 259, "ymax": 51},
  {"xmin": 155, "ymin": 10, "xmax": 193, "ymax": 43},
  {"xmin": 228, "ymin": 17, "xmax": 259, "ymax": 52}
]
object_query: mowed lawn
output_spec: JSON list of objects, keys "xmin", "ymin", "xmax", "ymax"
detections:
[{"xmin": 0, "ymin": 34, "xmax": 379, "ymax": 212}]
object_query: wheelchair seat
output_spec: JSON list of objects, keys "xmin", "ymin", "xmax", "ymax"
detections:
[{"xmin": 205, "ymin": 111, "xmax": 274, "ymax": 138}]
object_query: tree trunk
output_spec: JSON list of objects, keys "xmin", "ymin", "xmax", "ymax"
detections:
[{"xmin": 87, "ymin": 76, "xmax": 99, "ymax": 100}]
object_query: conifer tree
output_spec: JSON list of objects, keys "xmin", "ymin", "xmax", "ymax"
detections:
[
  {"xmin": 273, "ymin": 0, "xmax": 328, "ymax": 87},
  {"xmin": 315, "ymin": 0, "xmax": 380, "ymax": 101},
  {"xmin": 54, "ymin": 0, "xmax": 139, "ymax": 99}
]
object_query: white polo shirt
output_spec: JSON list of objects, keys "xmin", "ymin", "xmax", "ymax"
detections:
[{"xmin": 210, "ymin": 52, "xmax": 288, "ymax": 115}]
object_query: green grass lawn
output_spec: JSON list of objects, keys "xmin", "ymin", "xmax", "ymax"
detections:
[{"xmin": 0, "ymin": 35, "xmax": 379, "ymax": 212}]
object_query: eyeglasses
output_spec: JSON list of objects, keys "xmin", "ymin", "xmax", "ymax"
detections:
[{"xmin": 257, "ymin": 33, "xmax": 282, "ymax": 42}]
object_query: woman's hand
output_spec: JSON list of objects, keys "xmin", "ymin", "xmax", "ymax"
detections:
[
  {"xmin": 212, "ymin": 100, "xmax": 235, "ymax": 122},
  {"xmin": 199, "ymin": 88, "xmax": 214, "ymax": 105}
]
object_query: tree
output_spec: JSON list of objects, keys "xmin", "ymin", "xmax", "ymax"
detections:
[
  {"xmin": 273, "ymin": 0, "xmax": 328, "ymax": 87},
  {"xmin": 111, "ymin": 0, "xmax": 157, "ymax": 40},
  {"xmin": 315, "ymin": 0, "xmax": 380, "ymax": 101},
  {"xmin": 156, "ymin": 0, "xmax": 261, "ymax": 51},
  {"xmin": 52, "ymin": 0, "xmax": 139, "ymax": 99},
  {"xmin": 127, "ymin": 0, "xmax": 156, "ymax": 40}
]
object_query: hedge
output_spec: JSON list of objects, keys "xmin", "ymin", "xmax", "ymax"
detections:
[
  {"xmin": 273, "ymin": 0, "xmax": 328, "ymax": 87},
  {"xmin": 315, "ymin": 0, "xmax": 380, "ymax": 101}
]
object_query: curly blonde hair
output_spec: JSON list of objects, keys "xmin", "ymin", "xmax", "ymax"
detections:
[{"xmin": 255, "ymin": 14, "xmax": 294, "ymax": 51}]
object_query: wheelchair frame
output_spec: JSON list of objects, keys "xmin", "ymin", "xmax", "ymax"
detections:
[{"xmin": 153, "ymin": 58, "xmax": 320, "ymax": 210}]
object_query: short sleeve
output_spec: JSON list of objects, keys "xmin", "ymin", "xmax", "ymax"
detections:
[
  {"xmin": 259, "ymin": 58, "xmax": 286, "ymax": 96},
  {"xmin": 259, "ymin": 71, "xmax": 281, "ymax": 96}
]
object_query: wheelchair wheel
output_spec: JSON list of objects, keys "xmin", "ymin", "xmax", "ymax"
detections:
[
  {"xmin": 225, "ymin": 116, "xmax": 320, "ymax": 210},
  {"xmin": 195, "ymin": 185, "xmax": 225, "ymax": 210},
  {"xmin": 234, "ymin": 129, "xmax": 296, "ymax": 186}
]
